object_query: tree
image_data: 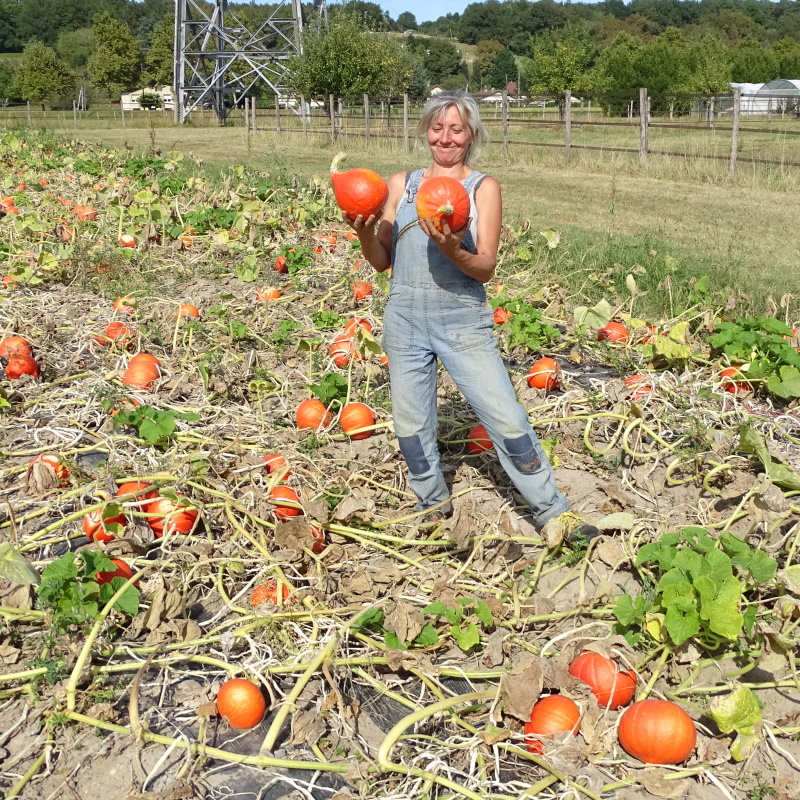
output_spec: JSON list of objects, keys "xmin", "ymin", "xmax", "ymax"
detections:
[
  {"xmin": 770, "ymin": 37, "xmax": 800, "ymax": 78},
  {"xmin": 491, "ymin": 48, "xmax": 517, "ymax": 89},
  {"xmin": 525, "ymin": 24, "xmax": 597, "ymax": 97},
  {"xmin": 288, "ymin": 17, "xmax": 413, "ymax": 101},
  {"xmin": 143, "ymin": 15, "xmax": 174, "ymax": 87},
  {"xmin": 0, "ymin": 61, "xmax": 22, "ymax": 101},
  {"xmin": 88, "ymin": 12, "xmax": 142, "ymax": 99},
  {"xmin": 0, "ymin": 0, "xmax": 20, "ymax": 52},
  {"xmin": 731, "ymin": 38, "xmax": 778, "ymax": 83},
  {"xmin": 635, "ymin": 29, "xmax": 691, "ymax": 96},
  {"xmin": 590, "ymin": 32, "xmax": 642, "ymax": 96},
  {"xmin": 330, "ymin": 1, "xmax": 391, "ymax": 32},
  {"xmin": 457, "ymin": 1, "xmax": 510, "ymax": 45},
  {"xmin": 10, "ymin": 41, "xmax": 76, "ymax": 109},
  {"xmin": 413, "ymin": 37, "xmax": 463, "ymax": 84},
  {"xmin": 55, "ymin": 28, "xmax": 95, "ymax": 76},
  {"xmin": 689, "ymin": 35, "xmax": 732, "ymax": 94},
  {"xmin": 396, "ymin": 12, "xmax": 418, "ymax": 31},
  {"xmin": 475, "ymin": 40, "xmax": 503, "ymax": 82}
]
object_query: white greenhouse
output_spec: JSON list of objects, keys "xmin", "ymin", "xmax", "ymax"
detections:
[{"xmin": 729, "ymin": 79, "xmax": 800, "ymax": 116}]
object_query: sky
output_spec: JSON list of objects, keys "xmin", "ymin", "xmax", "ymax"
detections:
[{"xmin": 358, "ymin": 1, "xmax": 602, "ymax": 25}]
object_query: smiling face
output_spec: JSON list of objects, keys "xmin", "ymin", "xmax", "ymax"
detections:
[{"xmin": 427, "ymin": 105, "xmax": 474, "ymax": 169}]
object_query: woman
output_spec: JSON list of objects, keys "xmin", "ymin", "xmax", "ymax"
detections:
[{"xmin": 349, "ymin": 90, "xmax": 591, "ymax": 545}]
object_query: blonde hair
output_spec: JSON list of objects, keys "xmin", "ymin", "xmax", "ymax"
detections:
[{"xmin": 416, "ymin": 90, "xmax": 489, "ymax": 164}]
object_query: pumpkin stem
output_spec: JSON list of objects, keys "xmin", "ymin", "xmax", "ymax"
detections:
[
  {"xmin": 330, "ymin": 152, "xmax": 348, "ymax": 174},
  {"xmin": 436, "ymin": 203, "xmax": 455, "ymax": 215}
]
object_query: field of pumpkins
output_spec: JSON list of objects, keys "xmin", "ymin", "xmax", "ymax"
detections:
[{"xmin": 2, "ymin": 129, "xmax": 800, "ymax": 800}]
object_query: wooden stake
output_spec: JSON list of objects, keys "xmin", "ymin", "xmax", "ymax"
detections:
[
  {"xmin": 501, "ymin": 89, "xmax": 509, "ymax": 155},
  {"xmin": 329, "ymin": 94, "xmax": 335, "ymax": 141},
  {"xmin": 564, "ymin": 89, "xmax": 572, "ymax": 164},
  {"xmin": 403, "ymin": 93, "xmax": 409, "ymax": 151},
  {"xmin": 364, "ymin": 93, "xmax": 370, "ymax": 146},
  {"xmin": 729, "ymin": 87, "xmax": 741, "ymax": 175},
  {"xmin": 639, "ymin": 87, "xmax": 648, "ymax": 165},
  {"xmin": 300, "ymin": 94, "xmax": 307, "ymax": 138},
  {"xmin": 275, "ymin": 95, "xmax": 281, "ymax": 132}
]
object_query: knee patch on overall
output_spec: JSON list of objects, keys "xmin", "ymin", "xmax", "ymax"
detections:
[
  {"xmin": 504, "ymin": 434, "xmax": 542, "ymax": 475},
  {"xmin": 398, "ymin": 435, "xmax": 430, "ymax": 474}
]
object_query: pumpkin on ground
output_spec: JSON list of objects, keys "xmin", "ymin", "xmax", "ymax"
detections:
[
  {"xmin": 568, "ymin": 651, "xmax": 637, "ymax": 709},
  {"xmin": 340, "ymin": 402, "xmax": 376, "ymax": 440},
  {"xmin": 216, "ymin": 678, "xmax": 267, "ymax": 729},
  {"xmin": 527, "ymin": 358, "xmax": 560, "ymax": 390},
  {"xmin": 296, "ymin": 398, "xmax": 333, "ymax": 430},
  {"xmin": 524, "ymin": 695, "xmax": 581, "ymax": 754},
  {"xmin": 617, "ymin": 699, "xmax": 696, "ymax": 764}
]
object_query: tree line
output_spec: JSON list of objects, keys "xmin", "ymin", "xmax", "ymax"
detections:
[{"xmin": 2, "ymin": 0, "xmax": 800, "ymax": 113}]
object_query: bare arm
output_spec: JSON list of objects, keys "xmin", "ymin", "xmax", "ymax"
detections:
[
  {"xmin": 418, "ymin": 175, "xmax": 502, "ymax": 284},
  {"xmin": 344, "ymin": 171, "xmax": 405, "ymax": 273}
]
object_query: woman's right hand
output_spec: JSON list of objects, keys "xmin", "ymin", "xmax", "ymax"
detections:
[{"xmin": 346, "ymin": 213, "xmax": 381, "ymax": 237}]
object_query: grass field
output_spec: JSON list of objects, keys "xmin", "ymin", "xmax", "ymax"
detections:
[{"xmin": 1, "ymin": 111, "xmax": 798, "ymax": 319}]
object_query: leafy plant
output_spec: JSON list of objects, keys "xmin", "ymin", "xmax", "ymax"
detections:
[
  {"xmin": 280, "ymin": 244, "xmax": 312, "ymax": 276},
  {"xmin": 614, "ymin": 526, "xmax": 776, "ymax": 648},
  {"xmin": 352, "ymin": 597, "xmax": 495, "ymax": 652},
  {"xmin": 37, "ymin": 551, "xmax": 140, "ymax": 634},
  {"xmin": 709, "ymin": 317, "xmax": 800, "ymax": 398},
  {"xmin": 489, "ymin": 297, "xmax": 560, "ymax": 352},
  {"xmin": 110, "ymin": 404, "xmax": 199, "ymax": 446},
  {"xmin": 271, "ymin": 319, "xmax": 302, "ymax": 347},
  {"xmin": 311, "ymin": 310, "xmax": 342, "ymax": 330},
  {"xmin": 309, "ymin": 372, "xmax": 347, "ymax": 405}
]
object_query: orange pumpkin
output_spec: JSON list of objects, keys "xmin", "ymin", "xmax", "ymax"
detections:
[
  {"xmin": 115, "ymin": 481, "xmax": 158, "ymax": 502},
  {"xmin": 217, "ymin": 679, "xmax": 266, "ymax": 729},
  {"xmin": 119, "ymin": 234, "xmax": 137, "ymax": 248},
  {"xmin": 416, "ymin": 176, "xmax": 470, "ymax": 232},
  {"xmin": 112, "ymin": 297, "xmax": 136, "ymax": 314},
  {"xmin": 105, "ymin": 321, "xmax": 134, "ymax": 348},
  {"xmin": 720, "ymin": 366, "xmax": 748, "ymax": 394},
  {"xmin": 352, "ymin": 281, "xmax": 372, "ymax": 301},
  {"xmin": 330, "ymin": 153, "xmax": 389, "ymax": 220},
  {"xmin": 340, "ymin": 402, "xmax": 376, "ymax": 440},
  {"xmin": 329, "ymin": 335, "xmax": 356, "ymax": 368},
  {"xmin": 344, "ymin": 317, "xmax": 372, "ymax": 336},
  {"xmin": 83, "ymin": 507, "xmax": 127, "ymax": 542},
  {"xmin": 122, "ymin": 354, "xmax": 161, "ymax": 390},
  {"xmin": 5, "ymin": 354, "xmax": 39, "ymax": 380},
  {"xmin": 77, "ymin": 206, "xmax": 98, "ymax": 221},
  {"xmin": 177, "ymin": 303, "xmax": 200, "ymax": 319},
  {"xmin": 598, "ymin": 321, "xmax": 629, "ymax": 343},
  {"xmin": 268, "ymin": 485, "xmax": 303, "ymax": 521},
  {"xmin": 527, "ymin": 358, "xmax": 560, "ymax": 390},
  {"xmin": 466, "ymin": 423, "xmax": 494, "ymax": 454},
  {"xmin": 618, "ymin": 699, "xmax": 696, "ymax": 764},
  {"xmin": 256, "ymin": 286, "xmax": 281, "ymax": 302},
  {"xmin": 95, "ymin": 558, "xmax": 138, "ymax": 587},
  {"xmin": 146, "ymin": 496, "xmax": 198, "ymax": 536},
  {"xmin": 624, "ymin": 375, "xmax": 653, "ymax": 402},
  {"xmin": 252, "ymin": 579, "xmax": 291, "ymax": 606},
  {"xmin": 569, "ymin": 651, "xmax": 636, "ymax": 710},
  {"xmin": 0, "ymin": 336, "xmax": 32, "ymax": 358},
  {"xmin": 262, "ymin": 453, "xmax": 292, "ymax": 479},
  {"xmin": 28, "ymin": 453, "xmax": 70, "ymax": 487},
  {"xmin": 296, "ymin": 398, "xmax": 333, "ymax": 430},
  {"xmin": 524, "ymin": 695, "xmax": 581, "ymax": 754}
]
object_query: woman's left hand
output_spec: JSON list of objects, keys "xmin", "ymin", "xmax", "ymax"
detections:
[{"xmin": 418, "ymin": 216, "xmax": 472, "ymax": 258}]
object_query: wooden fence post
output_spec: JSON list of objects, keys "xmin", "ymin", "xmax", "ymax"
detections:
[
  {"xmin": 329, "ymin": 94, "xmax": 335, "ymax": 141},
  {"xmin": 708, "ymin": 96, "xmax": 715, "ymax": 130},
  {"xmin": 564, "ymin": 89, "xmax": 572, "ymax": 164},
  {"xmin": 73, "ymin": 101, "xmax": 78, "ymax": 129},
  {"xmin": 729, "ymin": 87, "xmax": 741, "ymax": 175},
  {"xmin": 337, "ymin": 97, "xmax": 343, "ymax": 136},
  {"xmin": 364, "ymin": 93, "xmax": 370, "ymax": 146},
  {"xmin": 639, "ymin": 87, "xmax": 648, "ymax": 165},
  {"xmin": 252, "ymin": 98, "xmax": 258, "ymax": 133},
  {"xmin": 275, "ymin": 96, "xmax": 281, "ymax": 132},
  {"xmin": 121, "ymin": 103, "xmax": 125, "ymax": 128},
  {"xmin": 403, "ymin": 92, "xmax": 409, "ymax": 152},
  {"xmin": 244, "ymin": 98, "xmax": 249, "ymax": 132},
  {"xmin": 26, "ymin": 100, "xmax": 31, "ymax": 126},
  {"xmin": 579, "ymin": 98, "xmax": 584, "ymax": 132},
  {"xmin": 501, "ymin": 89, "xmax": 509, "ymax": 155},
  {"xmin": 300, "ymin": 94, "xmax": 307, "ymax": 138}
]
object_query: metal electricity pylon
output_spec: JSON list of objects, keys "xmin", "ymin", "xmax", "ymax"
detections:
[{"xmin": 173, "ymin": 0, "xmax": 327, "ymax": 123}]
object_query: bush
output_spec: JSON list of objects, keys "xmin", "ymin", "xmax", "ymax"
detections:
[{"xmin": 138, "ymin": 92, "xmax": 162, "ymax": 110}]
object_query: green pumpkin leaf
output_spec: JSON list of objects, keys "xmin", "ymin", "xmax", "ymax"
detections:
[
  {"xmin": 0, "ymin": 543, "xmax": 40, "ymax": 585},
  {"xmin": 709, "ymin": 683, "xmax": 763, "ymax": 762}
]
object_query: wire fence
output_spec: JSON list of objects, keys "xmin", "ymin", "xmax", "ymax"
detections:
[{"xmin": 3, "ymin": 88, "xmax": 800, "ymax": 173}]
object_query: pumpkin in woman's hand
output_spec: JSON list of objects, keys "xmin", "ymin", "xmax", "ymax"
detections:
[
  {"xmin": 330, "ymin": 153, "xmax": 388, "ymax": 221},
  {"xmin": 416, "ymin": 176, "xmax": 470, "ymax": 232}
]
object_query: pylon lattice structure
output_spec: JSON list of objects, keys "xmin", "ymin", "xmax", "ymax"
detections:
[{"xmin": 173, "ymin": 0, "xmax": 325, "ymax": 123}]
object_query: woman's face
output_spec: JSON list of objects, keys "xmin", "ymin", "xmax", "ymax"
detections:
[{"xmin": 427, "ymin": 105, "xmax": 473, "ymax": 167}]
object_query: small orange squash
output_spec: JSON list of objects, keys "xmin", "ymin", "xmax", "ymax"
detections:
[
  {"xmin": 122, "ymin": 353, "xmax": 161, "ymax": 390},
  {"xmin": 0, "ymin": 336, "xmax": 32, "ymax": 358},
  {"xmin": 268, "ymin": 485, "xmax": 303, "ymax": 521},
  {"xmin": 618, "ymin": 699, "xmax": 696, "ymax": 764},
  {"xmin": 5, "ymin": 354, "xmax": 39, "ymax": 380},
  {"xmin": 296, "ymin": 398, "xmax": 332, "ymax": 430},
  {"xmin": 466, "ymin": 423, "xmax": 493, "ymax": 454},
  {"xmin": 524, "ymin": 695, "xmax": 581, "ymax": 754},
  {"xmin": 416, "ymin": 176, "xmax": 470, "ymax": 232},
  {"xmin": 216, "ymin": 678, "xmax": 266, "ymax": 729},
  {"xmin": 340, "ymin": 402, "xmax": 376, "ymax": 440},
  {"xmin": 527, "ymin": 357, "xmax": 560, "ymax": 390},
  {"xmin": 330, "ymin": 153, "xmax": 389, "ymax": 221}
]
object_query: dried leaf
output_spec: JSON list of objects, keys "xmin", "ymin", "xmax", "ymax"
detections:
[
  {"xmin": 595, "ymin": 539, "xmax": 629, "ymax": 569},
  {"xmin": 290, "ymin": 709, "xmax": 326, "ymax": 746},
  {"xmin": 483, "ymin": 629, "xmax": 505, "ymax": 668},
  {"xmin": 443, "ymin": 500, "xmax": 473, "ymax": 550},
  {"xmin": 641, "ymin": 768, "xmax": 692, "ymax": 799},
  {"xmin": 385, "ymin": 600, "xmax": 424, "ymax": 644},
  {"xmin": 478, "ymin": 724, "xmax": 509, "ymax": 745},
  {"xmin": 340, "ymin": 570, "xmax": 374, "ymax": 602},
  {"xmin": 499, "ymin": 659, "xmax": 543, "ymax": 722},
  {"xmin": 24, "ymin": 460, "xmax": 59, "ymax": 495},
  {"xmin": 0, "ymin": 641, "xmax": 20, "ymax": 664}
]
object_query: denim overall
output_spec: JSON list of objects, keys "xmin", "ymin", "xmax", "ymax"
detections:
[{"xmin": 383, "ymin": 168, "xmax": 570, "ymax": 526}]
